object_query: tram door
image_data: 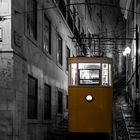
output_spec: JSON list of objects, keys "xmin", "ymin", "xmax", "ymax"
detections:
[{"xmin": 68, "ymin": 57, "xmax": 113, "ymax": 133}]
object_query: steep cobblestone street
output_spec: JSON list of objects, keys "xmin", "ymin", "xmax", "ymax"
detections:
[
  {"xmin": 114, "ymin": 97, "xmax": 129, "ymax": 140},
  {"xmin": 114, "ymin": 96, "xmax": 140, "ymax": 140}
]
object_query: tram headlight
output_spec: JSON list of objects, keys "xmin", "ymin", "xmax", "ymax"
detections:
[{"xmin": 85, "ymin": 95, "xmax": 94, "ymax": 102}]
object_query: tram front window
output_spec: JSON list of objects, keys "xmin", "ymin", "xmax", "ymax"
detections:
[
  {"xmin": 79, "ymin": 69, "xmax": 100, "ymax": 85},
  {"xmin": 78, "ymin": 63, "xmax": 100, "ymax": 85}
]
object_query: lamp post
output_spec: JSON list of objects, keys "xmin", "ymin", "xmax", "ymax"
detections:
[
  {"xmin": 123, "ymin": 46, "xmax": 131, "ymax": 56},
  {"xmin": 123, "ymin": 46, "xmax": 131, "ymax": 103}
]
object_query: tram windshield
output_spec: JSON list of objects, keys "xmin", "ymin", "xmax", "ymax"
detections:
[
  {"xmin": 79, "ymin": 63, "xmax": 100, "ymax": 85},
  {"xmin": 69, "ymin": 59, "xmax": 112, "ymax": 86}
]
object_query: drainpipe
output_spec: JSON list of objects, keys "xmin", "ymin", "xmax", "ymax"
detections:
[
  {"xmin": 136, "ymin": 25, "xmax": 139, "ymax": 96},
  {"xmin": 135, "ymin": 24, "xmax": 139, "ymax": 120}
]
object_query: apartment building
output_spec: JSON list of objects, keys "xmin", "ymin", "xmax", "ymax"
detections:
[
  {"xmin": 0, "ymin": 0, "xmax": 96, "ymax": 139},
  {"xmin": 123, "ymin": 0, "xmax": 140, "ymax": 112}
]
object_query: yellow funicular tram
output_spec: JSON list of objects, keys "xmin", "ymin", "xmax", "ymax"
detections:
[{"xmin": 68, "ymin": 56, "xmax": 113, "ymax": 136}]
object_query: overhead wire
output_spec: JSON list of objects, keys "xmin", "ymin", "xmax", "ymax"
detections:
[
  {"xmin": 0, "ymin": 2, "xmax": 138, "ymax": 45},
  {"xmin": 1, "ymin": 1, "xmax": 140, "ymax": 20}
]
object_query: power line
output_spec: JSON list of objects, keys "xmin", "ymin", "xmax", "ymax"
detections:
[
  {"xmin": 1, "ymin": 1, "xmax": 137, "ymax": 39},
  {"xmin": 67, "ymin": 2, "xmax": 140, "ymax": 14},
  {"xmin": 0, "ymin": 1, "xmax": 137, "ymax": 48},
  {"xmin": 0, "ymin": 2, "xmax": 140, "ymax": 20}
]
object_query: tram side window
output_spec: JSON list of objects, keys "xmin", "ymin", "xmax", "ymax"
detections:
[
  {"xmin": 71, "ymin": 63, "xmax": 77, "ymax": 85},
  {"xmin": 109, "ymin": 64, "xmax": 112, "ymax": 86},
  {"xmin": 102, "ymin": 63, "xmax": 109, "ymax": 86}
]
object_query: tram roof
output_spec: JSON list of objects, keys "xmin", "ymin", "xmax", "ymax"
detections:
[{"xmin": 68, "ymin": 57, "xmax": 113, "ymax": 64}]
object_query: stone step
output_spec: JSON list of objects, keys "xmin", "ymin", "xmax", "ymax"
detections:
[
  {"xmin": 124, "ymin": 115, "xmax": 133, "ymax": 118},
  {"xmin": 123, "ymin": 112, "xmax": 133, "ymax": 116},
  {"xmin": 129, "ymin": 130, "xmax": 140, "ymax": 134},
  {"xmin": 127, "ymin": 124, "xmax": 140, "ymax": 128},
  {"xmin": 131, "ymin": 138, "xmax": 140, "ymax": 140},
  {"xmin": 129, "ymin": 127, "xmax": 140, "ymax": 130},
  {"xmin": 131, "ymin": 136, "xmax": 140, "ymax": 139},
  {"xmin": 130, "ymin": 134, "xmax": 140, "ymax": 138},
  {"xmin": 122, "ymin": 109, "xmax": 132, "ymax": 112},
  {"xmin": 125, "ymin": 118, "xmax": 136, "ymax": 121},
  {"xmin": 127, "ymin": 122, "xmax": 140, "ymax": 126}
]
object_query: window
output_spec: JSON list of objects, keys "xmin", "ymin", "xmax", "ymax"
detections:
[
  {"xmin": 132, "ymin": 0, "xmax": 134, "ymax": 19},
  {"xmin": 43, "ymin": 15, "xmax": 51, "ymax": 54},
  {"xmin": 136, "ymin": 0, "xmax": 138, "ymax": 6},
  {"xmin": 0, "ymin": 28, "xmax": 2, "ymax": 42},
  {"xmin": 57, "ymin": 35, "xmax": 63, "ymax": 65},
  {"xmin": 73, "ymin": 6, "xmax": 76, "ymax": 24},
  {"xmin": 79, "ymin": 69, "xmax": 100, "ymax": 85},
  {"xmin": 78, "ymin": 63, "xmax": 101, "ymax": 85},
  {"xmin": 71, "ymin": 63, "xmax": 77, "ymax": 85},
  {"xmin": 66, "ymin": 46, "xmax": 70, "ymax": 71},
  {"xmin": 59, "ymin": 0, "xmax": 66, "ymax": 18},
  {"xmin": 67, "ymin": 0, "xmax": 70, "ymax": 4},
  {"xmin": 28, "ymin": 75, "xmax": 38, "ymax": 119},
  {"xmin": 27, "ymin": 0, "xmax": 37, "ymax": 40},
  {"xmin": 78, "ymin": 17, "xmax": 80, "ymax": 32},
  {"xmin": 102, "ymin": 63, "xmax": 109, "ymax": 86},
  {"xmin": 66, "ymin": 95, "xmax": 68, "ymax": 109},
  {"xmin": 44, "ymin": 84, "xmax": 51, "ymax": 120},
  {"xmin": 58, "ymin": 91, "xmax": 63, "ymax": 114}
]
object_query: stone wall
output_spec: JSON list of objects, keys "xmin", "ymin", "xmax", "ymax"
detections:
[{"xmin": 0, "ymin": 52, "xmax": 14, "ymax": 140}]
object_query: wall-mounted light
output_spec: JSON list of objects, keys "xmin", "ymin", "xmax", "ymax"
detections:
[{"xmin": 123, "ymin": 46, "xmax": 131, "ymax": 56}]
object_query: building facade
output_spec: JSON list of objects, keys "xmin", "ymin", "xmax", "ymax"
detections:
[
  {"xmin": 86, "ymin": 0, "xmax": 126, "ymax": 95},
  {"xmin": 0, "ymin": 0, "xmax": 127, "ymax": 140},
  {"xmin": 122, "ymin": 0, "xmax": 140, "ymax": 112},
  {"xmin": 0, "ymin": 0, "xmax": 96, "ymax": 140}
]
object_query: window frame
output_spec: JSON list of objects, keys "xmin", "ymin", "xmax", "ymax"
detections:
[
  {"xmin": 58, "ymin": 91, "xmax": 63, "ymax": 114},
  {"xmin": 78, "ymin": 69, "xmax": 100, "ymax": 85},
  {"xmin": 0, "ymin": 28, "xmax": 2, "ymax": 42},
  {"xmin": 27, "ymin": 75, "xmax": 38, "ymax": 120},
  {"xmin": 43, "ymin": 14, "xmax": 51, "ymax": 55},
  {"xmin": 57, "ymin": 34, "xmax": 63, "ymax": 66},
  {"xmin": 44, "ymin": 84, "xmax": 52, "ymax": 120},
  {"xmin": 26, "ymin": 0, "xmax": 37, "ymax": 40},
  {"xmin": 66, "ymin": 46, "xmax": 70, "ymax": 71}
]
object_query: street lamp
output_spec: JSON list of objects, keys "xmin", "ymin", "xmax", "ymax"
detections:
[
  {"xmin": 123, "ymin": 46, "xmax": 131, "ymax": 104},
  {"xmin": 123, "ymin": 46, "xmax": 131, "ymax": 56}
]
